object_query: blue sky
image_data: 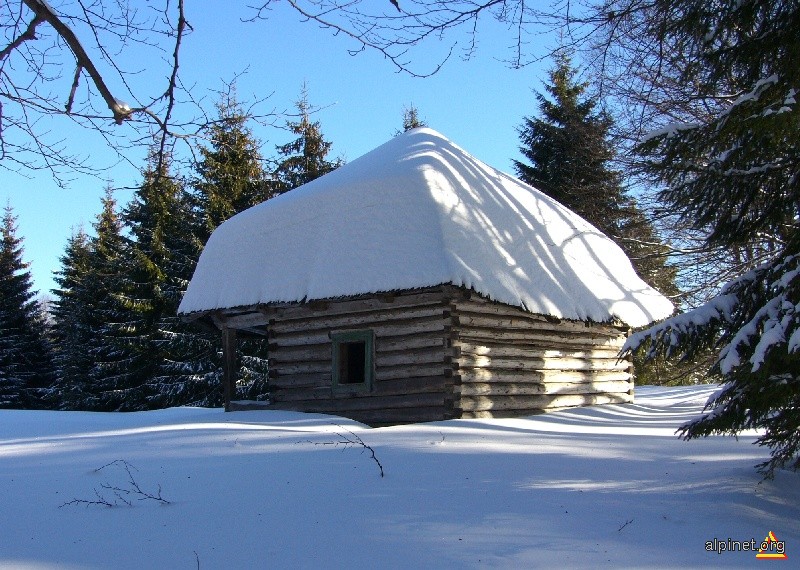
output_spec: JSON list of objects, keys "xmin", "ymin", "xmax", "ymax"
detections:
[{"xmin": 1, "ymin": 3, "xmax": 557, "ymax": 297}]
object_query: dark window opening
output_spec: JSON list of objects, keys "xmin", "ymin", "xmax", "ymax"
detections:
[
  {"xmin": 338, "ymin": 340, "xmax": 366, "ymax": 384},
  {"xmin": 332, "ymin": 330, "xmax": 374, "ymax": 392}
]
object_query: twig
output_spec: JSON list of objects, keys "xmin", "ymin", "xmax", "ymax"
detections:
[
  {"xmin": 59, "ymin": 459, "xmax": 170, "ymax": 508},
  {"xmin": 299, "ymin": 425, "xmax": 385, "ymax": 478},
  {"xmin": 618, "ymin": 518, "xmax": 634, "ymax": 532}
]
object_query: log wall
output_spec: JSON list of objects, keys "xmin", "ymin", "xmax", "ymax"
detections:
[
  {"xmin": 214, "ymin": 286, "xmax": 634, "ymax": 423},
  {"xmin": 450, "ymin": 295, "xmax": 633, "ymax": 418},
  {"xmin": 266, "ymin": 289, "xmax": 458, "ymax": 425}
]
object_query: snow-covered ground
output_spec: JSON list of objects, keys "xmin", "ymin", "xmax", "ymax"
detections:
[{"xmin": 1, "ymin": 385, "xmax": 797, "ymax": 569}]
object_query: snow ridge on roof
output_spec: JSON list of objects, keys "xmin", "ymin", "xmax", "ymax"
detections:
[{"xmin": 179, "ymin": 128, "xmax": 672, "ymax": 327}]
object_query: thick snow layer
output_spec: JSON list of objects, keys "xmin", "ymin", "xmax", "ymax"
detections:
[
  {"xmin": 2, "ymin": 386, "xmax": 798, "ymax": 568},
  {"xmin": 179, "ymin": 128, "xmax": 672, "ymax": 327}
]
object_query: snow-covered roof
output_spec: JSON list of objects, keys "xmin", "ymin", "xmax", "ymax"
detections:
[{"xmin": 179, "ymin": 128, "xmax": 672, "ymax": 327}]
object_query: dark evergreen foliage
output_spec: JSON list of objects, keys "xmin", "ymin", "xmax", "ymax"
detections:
[
  {"xmin": 401, "ymin": 104, "xmax": 427, "ymax": 132},
  {"xmin": 273, "ymin": 85, "xmax": 342, "ymax": 194},
  {"xmin": 624, "ymin": 0, "xmax": 800, "ymax": 476},
  {"xmin": 193, "ymin": 89, "xmax": 272, "ymax": 243},
  {"xmin": 0, "ymin": 205, "xmax": 53, "ymax": 408},
  {"xmin": 49, "ymin": 229, "xmax": 95, "ymax": 409},
  {"xmin": 81, "ymin": 189, "xmax": 134, "ymax": 410},
  {"xmin": 111, "ymin": 155, "xmax": 195, "ymax": 409}
]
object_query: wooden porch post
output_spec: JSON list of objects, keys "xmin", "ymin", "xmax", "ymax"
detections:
[{"xmin": 221, "ymin": 327, "xmax": 237, "ymax": 412}]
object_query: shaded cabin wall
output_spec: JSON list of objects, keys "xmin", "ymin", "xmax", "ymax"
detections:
[
  {"xmin": 450, "ymin": 295, "xmax": 633, "ymax": 418},
  {"xmin": 266, "ymin": 289, "xmax": 458, "ymax": 425}
]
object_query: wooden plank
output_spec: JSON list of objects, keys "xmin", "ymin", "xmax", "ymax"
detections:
[
  {"xmin": 459, "ymin": 392, "xmax": 633, "ymax": 412},
  {"xmin": 271, "ymin": 361, "xmax": 331, "ymax": 376},
  {"xmin": 376, "ymin": 346, "xmax": 450, "ymax": 368},
  {"xmin": 271, "ymin": 386, "xmax": 333, "ymax": 402},
  {"xmin": 268, "ymin": 392, "xmax": 447, "ymax": 413},
  {"xmin": 455, "ymin": 298, "xmax": 629, "ymax": 333},
  {"xmin": 376, "ymin": 363, "xmax": 452, "ymax": 381},
  {"xmin": 269, "ymin": 343, "xmax": 330, "ymax": 363},
  {"xmin": 458, "ymin": 380, "xmax": 633, "ymax": 397},
  {"xmin": 457, "ymin": 354, "xmax": 629, "ymax": 372},
  {"xmin": 454, "ymin": 327, "xmax": 625, "ymax": 348},
  {"xmin": 271, "ymin": 317, "xmax": 449, "ymax": 345},
  {"xmin": 269, "ymin": 304, "xmax": 449, "ymax": 334},
  {"xmin": 349, "ymin": 407, "xmax": 449, "ymax": 425},
  {"xmin": 459, "ymin": 369, "xmax": 632, "ymax": 384},
  {"xmin": 216, "ymin": 311, "xmax": 271, "ymax": 330},
  {"xmin": 269, "ymin": 289, "xmax": 449, "ymax": 321},
  {"xmin": 455, "ymin": 341, "xmax": 621, "ymax": 360},
  {"xmin": 374, "ymin": 375, "xmax": 449, "ymax": 396},
  {"xmin": 377, "ymin": 332, "xmax": 448, "ymax": 352},
  {"xmin": 270, "ymin": 372, "xmax": 331, "ymax": 389},
  {"xmin": 272, "ymin": 375, "xmax": 449, "ymax": 400},
  {"xmin": 454, "ymin": 312, "xmax": 611, "ymax": 336},
  {"xmin": 269, "ymin": 331, "xmax": 331, "ymax": 347}
]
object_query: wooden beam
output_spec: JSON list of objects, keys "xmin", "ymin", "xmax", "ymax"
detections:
[{"xmin": 222, "ymin": 327, "xmax": 237, "ymax": 412}]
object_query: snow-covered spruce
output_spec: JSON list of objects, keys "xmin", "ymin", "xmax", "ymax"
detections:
[{"xmin": 624, "ymin": 253, "xmax": 800, "ymax": 476}]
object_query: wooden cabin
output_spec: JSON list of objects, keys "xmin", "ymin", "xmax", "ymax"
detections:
[{"xmin": 179, "ymin": 128, "xmax": 672, "ymax": 424}]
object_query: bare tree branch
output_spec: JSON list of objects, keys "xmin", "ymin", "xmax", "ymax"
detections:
[
  {"xmin": 0, "ymin": 12, "xmax": 44, "ymax": 61},
  {"xmin": 21, "ymin": 0, "xmax": 133, "ymax": 123}
]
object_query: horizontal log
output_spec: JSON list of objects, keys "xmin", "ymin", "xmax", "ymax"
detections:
[
  {"xmin": 268, "ymin": 305, "xmax": 448, "ymax": 335},
  {"xmin": 264, "ymin": 289, "xmax": 449, "ymax": 321},
  {"xmin": 459, "ymin": 369, "xmax": 632, "ymax": 384},
  {"xmin": 269, "ymin": 331, "xmax": 332, "ymax": 347},
  {"xmin": 455, "ymin": 299, "xmax": 629, "ymax": 334},
  {"xmin": 376, "ymin": 346, "xmax": 450, "ymax": 368},
  {"xmin": 272, "ymin": 318, "xmax": 449, "ymax": 346},
  {"xmin": 270, "ymin": 343, "xmax": 331, "ymax": 363},
  {"xmin": 457, "ymin": 354, "xmax": 630, "ymax": 372},
  {"xmin": 376, "ymin": 363, "xmax": 452, "ymax": 381},
  {"xmin": 270, "ymin": 361, "xmax": 330, "ymax": 376},
  {"xmin": 458, "ymin": 392, "xmax": 633, "ymax": 412},
  {"xmin": 374, "ymin": 375, "xmax": 450, "ymax": 396},
  {"xmin": 214, "ymin": 311, "xmax": 270, "ymax": 330},
  {"xmin": 271, "ymin": 386, "xmax": 333, "ymax": 402},
  {"xmin": 347, "ymin": 406, "xmax": 449, "ymax": 426},
  {"xmin": 273, "ymin": 376, "xmax": 449, "ymax": 401},
  {"xmin": 454, "ymin": 313, "xmax": 625, "ymax": 339},
  {"xmin": 270, "ymin": 372, "xmax": 331, "ymax": 389},
  {"xmin": 269, "ymin": 392, "xmax": 446, "ymax": 413},
  {"xmin": 454, "ymin": 327, "xmax": 625, "ymax": 348},
  {"xmin": 455, "ymin": 341, "xmax": 621, "ymax": 360},
  {"xmin": 457, "ymin": 380, "xmax": 633, "ymax": 397},
  {"xmin": 376, "ymin": 332, "xmax": 448, "ymax": 352}
]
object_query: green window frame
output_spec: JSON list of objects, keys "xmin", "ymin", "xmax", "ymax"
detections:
[{"xmin": 331, "ymin": 330, "xmax": 374, "ymax": 392}]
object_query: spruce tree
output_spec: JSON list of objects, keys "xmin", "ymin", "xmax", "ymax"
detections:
[
  {"xmin": 82, "ymin": 188, "xmax": 134, "ymax": 410},
  {"xmin": 401, "ymin": 104, "xmax": 428, "ymax": 132},
  {"xmin": 273, "ymin": 85, "xmax": 342, "ymax": 194},
  {"xmin": 624, "ymin": 0, "xmax": 800, "ymax": 476},
  {"xmin": 49, "ymin": 228, "xmax": 95, "ymax": 409},
  {"xmin": 193, "ymin": 88, "xmax": 271, "ymax": 243},
  {"xmin": 107, "ymin": 153, "xmax": 187, "ymax": 409},
  {"xmin": 128, "ymin": 153, "xmax": 229, "ymax": 407},
  {"xmin": 189, "ymin": 89, "xmax": 271, "ymax": 405},
  {"xmin": 514, "ymin": 53, "xmax": 677, "ymax": 298},
  {"xmin": 0, "ymin": 204, "xmax": 53, "ymax": 408}
]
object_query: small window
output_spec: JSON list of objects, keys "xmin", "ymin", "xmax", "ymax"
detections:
[{"xmin": 332, "ymin": 330, "xmax": 374, "ymax": 392}]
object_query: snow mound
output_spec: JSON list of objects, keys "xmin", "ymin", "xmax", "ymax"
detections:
[{"xmin": 179, "ymin": 128, "xmax": 672, "ymax": 327}]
